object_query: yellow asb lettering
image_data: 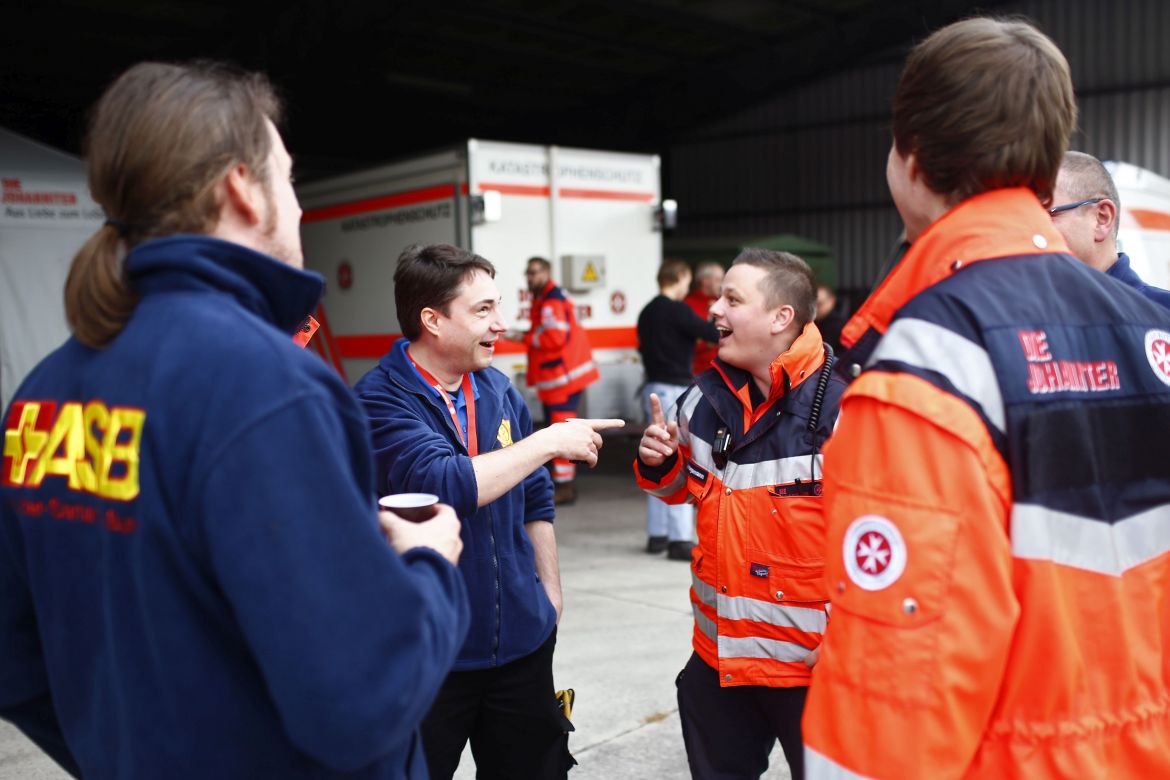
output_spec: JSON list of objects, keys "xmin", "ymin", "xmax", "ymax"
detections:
[
  {"xmin": 101, "ymin": 408, "xmax": 145, "ymax": 501},
  {"xmin": 2, "ymin": 400, "xmax": 145, "ymax": 501},
  {"xmin": 29, "ymin": 402, "xmax": 86, "ymax": 489}
]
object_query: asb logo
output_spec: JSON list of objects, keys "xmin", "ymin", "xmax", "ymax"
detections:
[
  {"xmin": 2, "ymin": 400, "xmax": 145, "ymax": 501},
  {"xmin": 1146, "ymin": 329, "xmax": 1170, "ymax": 387},
  {"xmin": 843, "ymin": 514, "xmax": 906, "ymax": 591}
]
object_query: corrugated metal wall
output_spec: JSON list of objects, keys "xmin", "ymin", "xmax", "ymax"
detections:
[{"xmin": 668, "ymin": 0, "xmax": 1170, "ymax": 300}]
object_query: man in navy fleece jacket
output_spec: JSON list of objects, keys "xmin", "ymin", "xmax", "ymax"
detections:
[
  {"xmin": 0, "ymin": 62, "xmax": 468, "ymax": 779},
  {"xmin": 355, "ymin": 244, "xmax": 624, "ymax": 779}
]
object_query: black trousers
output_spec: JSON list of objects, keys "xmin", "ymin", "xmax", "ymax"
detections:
[
  {"xmin": 676, "ymin": 652, "xmax": 807, "ymax": 780},
  {"xmin": 422, "ymin": 629, "xmax": 573, "ymax": 780}
]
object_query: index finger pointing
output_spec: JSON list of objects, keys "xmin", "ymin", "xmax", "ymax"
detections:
[
  {"xmin": 649, "ymin": 393, "xmax": 666, "ymax": 427},
  {"xmin": 576, "ymin": 418, "xmax": 626, "ymax": 431}
]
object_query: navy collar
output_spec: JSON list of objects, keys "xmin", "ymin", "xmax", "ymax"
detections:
[{"xmin": 126, "ymin": 235, "xmax": 324, "ymax": 335}]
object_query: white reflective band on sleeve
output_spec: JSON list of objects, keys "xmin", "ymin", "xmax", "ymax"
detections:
[
  {"xmin": 718, "ymin": 595, "xmax": 828, "ymax": 633},
  {"xmin": 1012, "ymin": 502, "xmax": 1170, "ymax": 576},
  {"xmin": 868, "ymin": 317, "xmax": 1005, "ymax": 434},
  {"xmin": 805, "ymin": 745, "xmax": 874, "ymax": 780},
  {"xmin": 533, "ymin": 360, "xmax": 597, "ymax": 390},
  {"xmin": 717, "ymin": 635, "xmax": 811, "ymax": 663}
]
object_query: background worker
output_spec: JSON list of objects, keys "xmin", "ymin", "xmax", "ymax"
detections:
[
  {"xmin": 684, "ymin": 260, "xmax": 725, "ymax": 376},
  {"xmin": 516, "ymin": 256, "xmax": 600, "ymax": 505},
  {"xmin": 803, "ymin": 17, "xmax": 1170, "ymax": 779},
  {"xmin": 636, "ymin": 259, "xmax": 719, "ymax": 559},
  {"xmin": 355, "ymin": 243, "xmax": 623, "ymax": 779},
  {"xmin": 636, "ymin": 249, "xmax": 845, "ymax": 780},
  {"xmin": 0, "ymin": 61, "xmax": 468, "ymax": 779},
  {"xmin": 1051, "ymin": 150, "xmax": 1170, "ymax": 310}
]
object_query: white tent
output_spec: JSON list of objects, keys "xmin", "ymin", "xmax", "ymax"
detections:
[{"xmin": 0, "ymin": 127, "xmax": 103, "ymax": 408}]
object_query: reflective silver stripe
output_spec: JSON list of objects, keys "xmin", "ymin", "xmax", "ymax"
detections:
[
  {"xmin": 718, "ymin": 595, "xmax": 827, "ymax": 633},
  {"xmin": 692, "ymin": 602, "xmax": 717, "ymax": 640},
  {"xmin": 720, "ymin": 453, "xmax": 824, "ymax": 490},
  {"xmin": 530, "ymin": 322, "xmax": 571, "ymax": 348},
  {"xmin": 678, "ymin": 385, "xmax": 702, "ymax": 449},
  {"xmin": 687, "ymin": 435, "xmax": 719, "ymax": 473},
  {"xmin": 532, "ymin": 360, "xmax": 597, "ymax": 390},
  {"xmin": 805, "ymin": 746, "xmax": 874, "ymax": 780},
  {"xmin": 1012, "ymin": 502, "xmax": 1170, "ymax": 576},
  {"xmin": 867, "ymin": 317, "xmax": 1005, "ymax": 434},
  {"xmin": 692, "ymin": 571, "xmax": 717, "ymax": 607},
  {"xmin": 717, "ymin": 635, "xmax": 811, "ymax": 663}
]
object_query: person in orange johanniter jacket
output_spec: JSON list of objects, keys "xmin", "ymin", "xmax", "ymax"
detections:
[
  {"xmin": 803, "ymin": 17, "xmax": 1170, "ymax": 780},
  {"xmin": 519, "ymin": 256, "xmax": 600, "ymax": 505}
]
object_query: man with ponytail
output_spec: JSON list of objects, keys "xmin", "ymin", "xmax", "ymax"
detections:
[{"xmin": 0, "ymin": 62, "xmax": 469, "ymax": 778}]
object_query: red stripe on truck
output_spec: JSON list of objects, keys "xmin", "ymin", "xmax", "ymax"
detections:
[
  {"xmin": 1130, "ymin": 208, "xmax": 1170, "ymax": 230},
  {"xmin": 301, "ymin": 184, "xmax": 456, "ymax": 224},
  {"xmin": 558, "ymin": 188, "xmax": 657, "ymax": 202},
  {"xmin": 477, "ymin": 182, "xmax": 656, "ymax": 202},
  {"xmin": 477, "ymin": 182, "xmax": 551, "ymax": 197}
]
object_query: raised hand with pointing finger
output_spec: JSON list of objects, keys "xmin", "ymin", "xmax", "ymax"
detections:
[
  {"xmin": 537, "ymin": 417, "xmax": 627, "ymax": 468},
  {"xmin": 638, "ymin": 393, "xmax": 680, "ymax": 467}
]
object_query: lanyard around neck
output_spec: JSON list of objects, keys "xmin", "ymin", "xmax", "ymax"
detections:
[{"xmin": 407, "ymin": 348, "xmax": 478, "ymax": 457}]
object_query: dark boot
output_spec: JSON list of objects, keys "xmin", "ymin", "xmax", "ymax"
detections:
[
  {"xmin": 646, "ymin": 536, "xmax": 669, "ymax": 554},
  {"xmin": 667, "ymin": 541, "xmax": 695, "ymax": 561}
]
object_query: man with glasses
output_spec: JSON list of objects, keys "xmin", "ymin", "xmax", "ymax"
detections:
[{"xmin": 1050, "ymin": 150, "xmax": 1170, "ymax": 310}]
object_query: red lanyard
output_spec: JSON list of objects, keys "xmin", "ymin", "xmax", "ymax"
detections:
[{"xmin": 407, "ymin": 348, "xmax": 478, "ymax": 456}]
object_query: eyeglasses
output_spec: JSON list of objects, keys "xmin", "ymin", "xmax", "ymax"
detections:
[{"xmin": 1048, "ymin": 197, "xmax": 1104, "ymax": 216}]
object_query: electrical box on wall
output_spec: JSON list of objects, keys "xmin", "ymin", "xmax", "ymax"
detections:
[{"xmin": 562, "ymin": 254, "xmax": 605, "ymax": 292}]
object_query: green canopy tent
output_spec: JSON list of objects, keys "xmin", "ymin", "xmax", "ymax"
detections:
[{"xmin": 663, "ymin": 233, "xmax": 837, "ymax": 288}]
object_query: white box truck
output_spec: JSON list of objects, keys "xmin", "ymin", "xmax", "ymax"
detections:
[
  {"xmin": 1106, "ymin": 160, "xmax": 1170, "ymax": 290},
  {"xmin": 297, "ymin": 139, "xmax": 667, "ymax": 422}
]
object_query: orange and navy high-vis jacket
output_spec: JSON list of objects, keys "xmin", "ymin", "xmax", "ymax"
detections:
[
  {"xmin": 635, "ymin": 323, "xmax": 846, "ymax": 687},
  {"xmin": 803, "ymin": 187, "xmax": 1170, "ymax": 779},
  {"xmin": 524, "ymin": 281, "xmax": 599, "ymax": 405}
]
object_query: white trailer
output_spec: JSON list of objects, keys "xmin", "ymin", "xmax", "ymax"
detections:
[
  {"xmin": 1106, "ymin": 161, "xmax": 1170, "ymax": 290},
  {"xmin": 297, "ymin": 139, "xmax": 666, "ymax": 422}
]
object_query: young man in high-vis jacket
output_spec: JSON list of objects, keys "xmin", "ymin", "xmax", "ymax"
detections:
[
  {"xmin": 803, "ymin": 17, "xmax": 1170, "ymax": 780},
  {"xmin": 635, "ymin": 248, "xmax": 846, "ymax": 780}
]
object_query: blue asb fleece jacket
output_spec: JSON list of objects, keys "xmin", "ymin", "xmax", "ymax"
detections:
[
  {"xmin": 355, "ymin": 340, "xmax": 557, "ymax": 670},
  {"xmin": 0, "ymin": 236, "xmax": 469, "ymax": 779}
]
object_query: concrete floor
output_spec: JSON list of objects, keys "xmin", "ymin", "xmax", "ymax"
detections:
[{"xmin": 0, "ymin": 435, "xmax": 792, "ymax": 779}]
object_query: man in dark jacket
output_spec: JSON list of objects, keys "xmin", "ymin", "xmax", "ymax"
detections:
[
  {"xmin": 637, "ymin": 259, "xmax": 719, "ymax": 558},
  {"xmin": 355, "ymin": 244, "xmax": 623, "ymax": 779},
  {"xmin": 0, "ymin": 62, "xmax": 468, "ymax": 779}
]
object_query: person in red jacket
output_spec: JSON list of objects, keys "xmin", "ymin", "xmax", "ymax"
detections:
[
  {"xmin": 684, "ymin": 261, "xmax": 724, "ymax": 376},
  {"xmin": 803, "ymin": 17, "xmax": 1170, "ymax": 779},
  {"xmin": 518, "ymin": 257, "xmax": 600, "ymax": 505}
]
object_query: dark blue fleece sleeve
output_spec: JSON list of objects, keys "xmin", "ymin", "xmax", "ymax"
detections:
[
  {"xmin": 198, "ymin": 392, "xmax": 469, "ymax": 772},
  {"xmin": 358, "ymin": 376, "xmax": 481, "ymax": 520}
]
